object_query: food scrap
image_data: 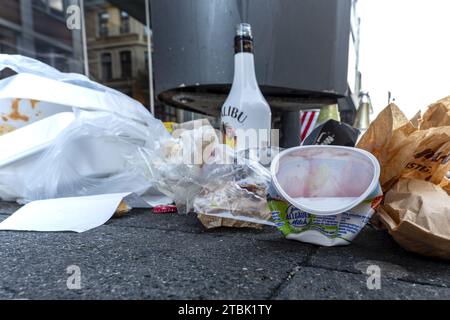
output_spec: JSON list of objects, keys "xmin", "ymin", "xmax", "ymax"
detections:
[{"xmin": 8, "ymin": 99, "xmax": 29, "ymax": 122}]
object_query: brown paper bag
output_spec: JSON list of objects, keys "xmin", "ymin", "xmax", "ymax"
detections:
[
  {"xmin": 383, "ymin": 127, "xmax": 450, "ymax": 188},
  {"xmin": 356, "ymin": 104, "xmax": 418, "ymax": 189},
  {"xmin": 419, "ymin": 96, "xmax": 450, "ymax": 130},
  {"xmin": 358, "ymin": 100, "xmax": 450, "ymax": 260},
  {"xmin": 358, "ymin": 103, "xmax": 450, "ymax": 190},
  {"xmin": 378, "ymin": 179, "xmax": 450, "ymax": 260},
  {"xmin": 441, "ymin": 177, "xmax": 450, "ymax": 195}
]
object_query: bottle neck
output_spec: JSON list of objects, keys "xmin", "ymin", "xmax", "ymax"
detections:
[
  {"xmin": 232, "ymin": 36, "xmax": 259, "ymax": 91},
  {"xmin": 234, "ymin": 35, "xmax": 254, "ymax": 54}
]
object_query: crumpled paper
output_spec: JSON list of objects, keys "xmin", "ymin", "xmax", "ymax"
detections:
[
  {"xmin": 357, "ymin": 98, "xmax": 450, "ymax": 260},
  {"xmin": 378, "ymin": 179, "xmax": 450, "ymax": 260}
]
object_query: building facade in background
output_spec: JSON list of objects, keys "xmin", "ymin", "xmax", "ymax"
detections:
[
  {"xmin": 0, "ymin": 0, "xmax": 84, "ymax": 73},
  {"xmin": 85, "ymin": 0, "xmax": 150, "ymax": 107},
  {"xmin": 0, "ymin": 0, "xmax": 178, "ymax": 120}
]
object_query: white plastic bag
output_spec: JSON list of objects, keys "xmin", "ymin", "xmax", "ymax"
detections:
[{"xmin": 0, "ymin": 55, "xmax": 170, "ymax": 203}]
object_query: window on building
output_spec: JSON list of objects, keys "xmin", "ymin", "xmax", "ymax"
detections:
[
  {"xmin": 0, "ymin": 28, "xmax": 17, "ymax": 54},
  {"xmin": 101, "ymin": 52, "xmax": 112, "ymax": 80},
  {"xmin": 120, "ymin": 11, "xmax": 130, "ymax": 34},
  {"xmin": 120, "ymin": 51, "xmax": 132, "ymax": 79},
  {"xmin": 98, "ymin": 11, "xmax": 109, "ymax": 37}
]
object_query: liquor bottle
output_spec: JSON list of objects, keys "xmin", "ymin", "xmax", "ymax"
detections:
[{"xmin": 220, "ymin": 23, "xmax": 271, "ymax": 151}]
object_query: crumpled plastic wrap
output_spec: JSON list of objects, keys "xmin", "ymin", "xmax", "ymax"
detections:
[
  {"xmin": 146, "ymin": 119, "xmax": 273, "ymax": 223},
  {"xmin": 192, "ymin": 159, "xmax": 272, "ymax": 225}
]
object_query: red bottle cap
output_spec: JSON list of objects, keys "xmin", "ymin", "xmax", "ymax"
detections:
[{"xmin": 152, "ymin": 205, "xmax": 178, "ymax": 214}]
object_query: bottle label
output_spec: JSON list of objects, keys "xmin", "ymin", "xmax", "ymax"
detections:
[
  {"xmin": 221, "ymin": 106, "xmax": 249, "ymax": 149},
  {"xmin": 221, "ymin": 121, "xmax": 237, "ymax": 149},
  {"xmin": 221, "ymin": 106, "xmax": 248, "ymax": 123},
  {"xmin": 221, "ymin": 121, "xmax": 272, "ymax": 150}
]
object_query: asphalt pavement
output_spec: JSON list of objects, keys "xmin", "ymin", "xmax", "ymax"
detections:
[{"xmin": 0, "ymin": 202, "xmax": 448, "ymax": 300}]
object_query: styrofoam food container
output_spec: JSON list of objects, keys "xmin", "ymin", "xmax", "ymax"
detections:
[
  {"xmin": 0, "ymin": 112, "xmax": 75, "ymax": 168},
  {"xmin": 0, "ymin": 110, "xmax": 139, "ymax": 179},
  {"xmin": 0, "ymin": 73, "xmax": 149, "ymax": 126},
  {"xmin": 0, "ymin": 74, "xmax": 75, "ymax": 131},
  {"xmin": 0, "ymin": 98, "xmax": 73, "ymax": 132},
  {"xmin": 0, "ymin": 112, "xmax": 75, "ymax": 201}
]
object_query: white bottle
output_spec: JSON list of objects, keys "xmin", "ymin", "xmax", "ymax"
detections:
[{"xmin": 220, "ymin": 23, "xmax": 272, "ymax": 151}]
